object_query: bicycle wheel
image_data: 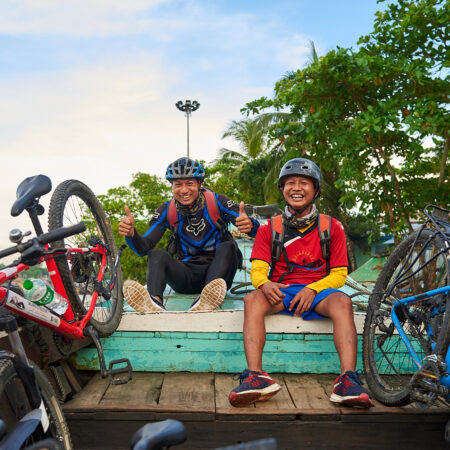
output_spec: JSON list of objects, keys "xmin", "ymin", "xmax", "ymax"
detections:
[
  {"xmin": 363, "ymin": 229, "xmax": 449, "ymax": 406},
  {"xmin": 0, "ymin": 357, "xmax": 73, "ymax": 449},
  {"xmin": 48, "ymin": 179, "xmax": 123, "ymax": 337}
]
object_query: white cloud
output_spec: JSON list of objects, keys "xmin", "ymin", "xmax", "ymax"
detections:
[{"xmin": 0, "ymin": 0, "xmax": 169, "ymax": 36}]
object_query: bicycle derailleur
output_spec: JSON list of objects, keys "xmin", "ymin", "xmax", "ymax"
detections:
[{"xmin": 409, "ymin": 353, "xmax": 448, "ymax": 408}]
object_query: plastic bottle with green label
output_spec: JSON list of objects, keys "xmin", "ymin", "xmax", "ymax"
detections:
[{"xmin": 23, "ymin": 279, "xmax": 68, "ymax": 315}]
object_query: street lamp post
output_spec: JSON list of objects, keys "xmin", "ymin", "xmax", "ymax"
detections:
[{"xmin": 175, "ymin": 100, "xmax": 200, "ymax": 158}]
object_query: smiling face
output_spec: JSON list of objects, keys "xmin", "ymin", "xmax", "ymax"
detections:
[
  {"xmin": 282, "ymin": 175, "xmax": 316, "ymax": 216},
  {"xmin": 172, "ymin": 178, "xmax": 201, "ymax": 206}
]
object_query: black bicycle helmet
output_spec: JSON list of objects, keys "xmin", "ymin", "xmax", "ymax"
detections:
[
  {"xmin": 278, "ymin": 158, "xmax": 321, "ymax": 190},
  {"xmin": 165, "ymin": 157, "xmax": 205, "ymax": 182}
]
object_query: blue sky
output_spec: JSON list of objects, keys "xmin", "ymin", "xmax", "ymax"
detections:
[{"xmin": 0, "ymin": 0, "xmax": 387, "ymax": 249}]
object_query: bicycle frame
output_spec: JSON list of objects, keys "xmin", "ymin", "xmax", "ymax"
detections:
[
  {"xmin": 0, "ymin": 243, "xmax": 109, "ymax": 340},
  {"xmin": 391, "ymin": 286, "xmax": 450, "ymax": 376},
  {"xmin": 386, "ymin": 206, "xmax": 450, "ymax": 398}
]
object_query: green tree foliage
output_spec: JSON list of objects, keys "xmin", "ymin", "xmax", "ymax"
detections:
[
  {"xmin": 98, "ymin": 173, "xmax": 172, "ymax": 284},
  {"xmin": 243, "ymin": 0, "xmax": 448, "ymax": 241},
  {"xmin": 360, "ymin": 0, "xmax": 449, "ymax": 187}
]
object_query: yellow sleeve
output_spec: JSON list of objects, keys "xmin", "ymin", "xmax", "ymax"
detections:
[
  {"xmin": 306, "ymin": 266, "xmax": 348, "ymax": 293},
  {"xmin": 250, "ymin": 259, "xmax": 270, "ymax": 289}
]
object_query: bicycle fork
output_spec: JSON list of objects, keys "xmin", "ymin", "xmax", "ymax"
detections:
[{"xmin": 84, "ymin": 326, "xmax": 132, "ymax": 385}]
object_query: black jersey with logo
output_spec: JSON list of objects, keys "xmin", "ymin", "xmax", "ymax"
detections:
[{"xmin": 126, "ymin": 192, "xmax": 259, "ymax": 264}]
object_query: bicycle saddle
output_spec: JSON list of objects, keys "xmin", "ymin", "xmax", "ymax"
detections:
[
  {"xmin": 11, "ymin": 175, "xmax": 52, "ymax": 217},
  {"xmin": 130, "ymin": 419, "xmax": 186, "ymax": 450}
]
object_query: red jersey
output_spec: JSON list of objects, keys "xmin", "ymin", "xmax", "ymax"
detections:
[{"xmin": 250, "ymin": 217, "xmax": 348, "ymax": 285}]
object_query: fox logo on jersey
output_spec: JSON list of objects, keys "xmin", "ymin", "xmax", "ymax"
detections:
[{"xmin": 186, "ymin": 218, "xmax": 206, "ymax": 236}]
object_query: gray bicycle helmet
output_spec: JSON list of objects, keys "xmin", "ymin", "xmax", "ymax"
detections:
[
  {"xmin": 165, "ymin": 157, "xmax": 205, "ymax": 182},
  {"xmin": 278, "ymin": 158, "xmax": 321, "ymax": 190}
]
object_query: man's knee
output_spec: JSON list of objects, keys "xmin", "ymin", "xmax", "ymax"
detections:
[
  {"xmin": 326, "ymin": 292, "xmax": 353, "ymax": 318},
  {"xmin": 216, "ymin": 240, "xmax": 237, "ymax": 257},
  {"xmin": 147, "ymin": 248, "xmax": 172, "ymax": 268},
  {"xmin": 243, "ymin": 290, "xmax": 270, "ymax": 312}
]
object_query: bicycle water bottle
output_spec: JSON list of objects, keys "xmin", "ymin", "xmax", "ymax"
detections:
[{"xmin": 23, "ymin": 279, "xmax": 68, "ymax": 315}]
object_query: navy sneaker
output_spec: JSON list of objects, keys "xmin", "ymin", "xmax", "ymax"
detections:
[
  {"xmin": 330, "ymin": 371, "xmax": 373, "ymax": 408},
  {"xmin": 229, "ymin": 369, "xmax": 281, "ymax": 407}
]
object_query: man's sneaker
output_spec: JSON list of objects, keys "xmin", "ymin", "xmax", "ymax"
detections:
[
  {"xmin": 229, "ymin": 369, "xmax": 281, "ymax": 407},
  {"xmin": 330, "ymin": 371, "xmax": 373, "ymax": 408},
  {"xmin": 123, "ymin": 280, "xmax": 165, "ymax": 312},
  {"xmin": 188, "ymin": 278, "xmax": 227, "ymax": 312}
]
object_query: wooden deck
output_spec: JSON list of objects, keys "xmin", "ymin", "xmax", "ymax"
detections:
[{"xmin": 63, "ymin": 372, "xmax": 449, "ymax": 449}]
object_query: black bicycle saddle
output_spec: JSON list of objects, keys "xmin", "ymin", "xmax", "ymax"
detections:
[
  {"xmin": 130, "ymin": 419, "xmax": 186, "ymax": 450},
  {"xmin": 11, "ymin": 175, "xmax": 52, "ymax": 217}
]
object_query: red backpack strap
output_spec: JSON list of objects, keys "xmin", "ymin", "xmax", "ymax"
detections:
[
  {"xmin": 271, "ymin": 214, "xmax": 283, "ymax": 234},
  {"xmin": 168, "ymin": 199, "xmax": 178, "ymax": 231},
  {"xmin": 318, "ymin": 214, "xmax": 332, "ymax": 274},
  {"xmin": 269, "ymin": 215, "xmax": 289, "ymax": 281},
  {"xmin": 203, "ymin": 189, "xmax": 220, "ymax": 223}
]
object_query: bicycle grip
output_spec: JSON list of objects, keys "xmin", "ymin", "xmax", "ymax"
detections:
[
  {"xmin": 0, "ymin": 245, "xmax": 22, "ymax": 259},
  {"xmin": 38, "ymin": 222, "xmax": 86, "ymax": 244}
]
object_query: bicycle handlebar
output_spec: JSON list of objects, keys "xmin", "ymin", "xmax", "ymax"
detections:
[{"xmin": 0, "ymin": 222, "xmax": 86, "ymax": 260}]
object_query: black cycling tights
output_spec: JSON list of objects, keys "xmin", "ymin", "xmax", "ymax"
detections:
[{"xmin": 146, "ymin": 241, "xmax": 239, "ymax": 298}]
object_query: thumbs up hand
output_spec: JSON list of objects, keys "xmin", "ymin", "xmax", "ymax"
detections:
[
  {"xmin": 235, "ymin": 201, "xmax": 252, "ymax": 233},
  {"xmin": 119, "ymin": 205, "xmax": 136, "ymax": 237}
]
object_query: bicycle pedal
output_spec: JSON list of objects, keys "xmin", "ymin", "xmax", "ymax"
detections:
[{"xmin": 108, "ymin": 358, "xmax": 133, "ymax": 385}]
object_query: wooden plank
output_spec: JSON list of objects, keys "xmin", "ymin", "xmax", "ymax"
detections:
[
  {"xmin": 284, "ymin": 373, "xmax": 340, "ymax": 412},
  {"xmin": 59, "ymin": 360, "xmax": 83, "ymax": 393},
  {"xmin": 158, "ymin": 372, "xmax": 215, "ymax": 412},
  {"xmin": 117, "ymin": 310, "xmax": 366, "ymax": 333},
  {"xmin": 63, "ymin": 373, "xmax": 109, "ymax": 411},
  {"xmin": 66, "ymin": 416, "xmax": 450, "ymax": 450},
  {"xmin": 73, "ymin": 346, "xmax": 349, "ymax": 373},
  {"xmin": 101, "ymin": 372, "xmax": 163, "ymax": 407}
]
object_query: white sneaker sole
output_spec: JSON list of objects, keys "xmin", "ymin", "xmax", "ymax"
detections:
[
  {"xmin": 123, "ymin": 280, "xmax": 164, "ymax": 312},
  {"xmin": 330, "ymin": 392, "xmax": 373, "ymax": 408},
  {"xmin": 189, "ymin": 278, "xmax": 227, "ymax": 311}
]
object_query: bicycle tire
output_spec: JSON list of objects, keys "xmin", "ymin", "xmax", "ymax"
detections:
[
  {"xmin": 363, "ymin": 229, "xmax": 449, "ymax": 406},
  {"xmin": 0, "ymin": 357, "xmax": 73, "ymax": 449},
  {"xmin": 48, "ymin": 179, "xmax": 123, "ymax": 337}
]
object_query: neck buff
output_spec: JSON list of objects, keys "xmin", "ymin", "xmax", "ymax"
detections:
[
  {"xmin": 282, "ymin": 203, "xmax": 319, "ymax": 229},
  {"xmin": 174, "ymin": 190, "xmax": 205, "ymax": 216}
]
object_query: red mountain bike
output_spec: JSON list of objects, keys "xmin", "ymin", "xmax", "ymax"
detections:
[{"xmin": 0, "ymin": 174, "xmax": 130, "ymax": 383}]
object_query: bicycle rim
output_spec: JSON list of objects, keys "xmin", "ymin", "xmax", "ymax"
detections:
[
  {"xmin": 363, "ymin": 230, "xmax": 449, "ymax": 406},
  {"xmin": 48, "ymin": 179, "xmax": 123, "ymax": 337}
]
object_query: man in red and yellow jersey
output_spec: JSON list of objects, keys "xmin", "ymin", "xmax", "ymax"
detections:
[{"xmin": 229, "ymin": 158, "xmax": 373, "ymax": 409}]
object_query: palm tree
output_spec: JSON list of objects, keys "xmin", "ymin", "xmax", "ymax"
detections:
[
  {"xmin": 210, "ymin": 113, "xmax": 290, "ymax": 204},
  {"xmin": 214, "ymin": 113, "xmax": 290, "ymax": 166}
]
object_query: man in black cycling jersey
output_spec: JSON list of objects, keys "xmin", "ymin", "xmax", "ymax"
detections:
[{"xmin": 119, "ymin": 157, "xmax": 259, "ymax": 312}]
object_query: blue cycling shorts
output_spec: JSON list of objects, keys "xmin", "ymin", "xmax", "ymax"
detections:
[{"xmin": 278, "ymin": 284, "xmax": 344, "ymax": 320}]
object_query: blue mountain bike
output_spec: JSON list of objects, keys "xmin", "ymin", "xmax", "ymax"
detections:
[{"xmin": 363, "ymin": 205, "xmax": 449, "ymax": 408}]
